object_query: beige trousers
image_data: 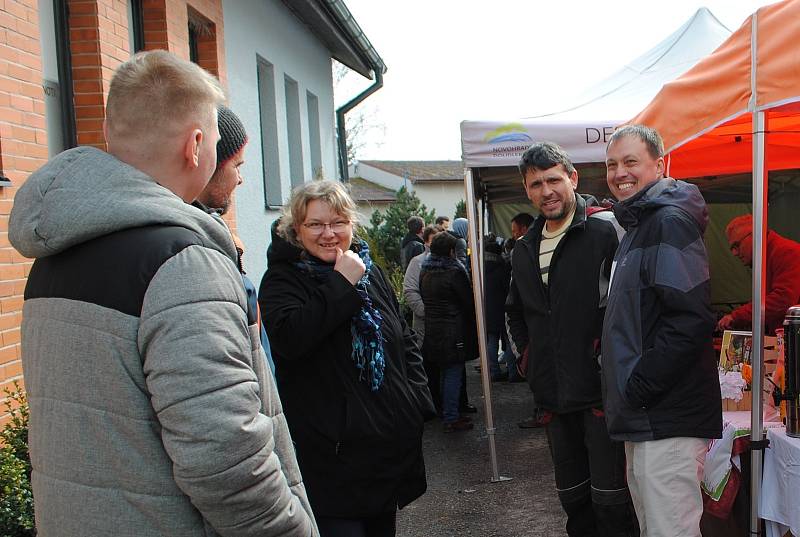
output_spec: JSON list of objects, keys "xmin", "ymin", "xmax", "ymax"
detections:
[{"xmin": 625, "ymin": 437, "xmax": 709, "ymax": 537}]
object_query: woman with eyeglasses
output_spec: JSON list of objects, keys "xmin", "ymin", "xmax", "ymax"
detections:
[{"xmin": 258, "ymin": 180, "xmax": 435, "ymax": 537}]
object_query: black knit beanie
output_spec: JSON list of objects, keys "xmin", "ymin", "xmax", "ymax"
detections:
[{"xmin": 216, "ymin": 105, "xmax": 248, "ymax": 167}]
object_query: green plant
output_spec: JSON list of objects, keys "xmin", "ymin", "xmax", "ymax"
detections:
[
  {"xmin": 363, "ymin": 186, "xmax": 434, "ymax": 270},
  {"xmin": 0, "ymin": 382, "xmax": 34, "ymax": 536},
  {"xmin": 454, "ymin": 199, "xmax": 467, "ymax": 219},
  {"xmin": 387, "ymin": 264, "xmax": 406, "ymax": 309}
]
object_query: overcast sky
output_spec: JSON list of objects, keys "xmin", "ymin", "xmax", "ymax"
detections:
[{"xmin": 336, "ymin": 0, "xmax": 778, "ymax": 161}]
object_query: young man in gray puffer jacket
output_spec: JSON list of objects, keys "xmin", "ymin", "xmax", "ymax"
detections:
[{"xmin": 9, "ymin": 50, "xmax": 316, "ymax": 537}]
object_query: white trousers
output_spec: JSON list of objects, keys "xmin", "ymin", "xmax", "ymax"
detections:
[{"xmin": 625, "ymin": 437, "xmax": 709, "ymax": 537}]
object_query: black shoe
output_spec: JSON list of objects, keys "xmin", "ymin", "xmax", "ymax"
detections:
[{"xmin": 459, "ymin": 403, "xmax": 478, "ymax": 414}]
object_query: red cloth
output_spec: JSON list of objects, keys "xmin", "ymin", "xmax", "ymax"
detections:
[{"xmin": 730, "ymin": 231, "xmax": 800, "ymax": 334}]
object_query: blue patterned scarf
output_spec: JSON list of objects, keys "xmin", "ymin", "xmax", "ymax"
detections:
[{"xmin": 294, "ymin": 239, "xmax": 386, "ymax": 391}]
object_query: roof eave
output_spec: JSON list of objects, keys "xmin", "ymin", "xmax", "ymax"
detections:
[{"xmin": 281, "ymin": 0, "xmax": 386, "ymax": 79}]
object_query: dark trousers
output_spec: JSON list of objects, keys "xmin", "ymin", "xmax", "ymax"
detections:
[
  {"xmin": 317, "ymin": 512, "xmax": 396, "ymax": 537},
  {"xmin": 545, "ymin": 409, "xmax": 638, "ymax": 537},
  {"xmin": 423, "ymin": 359, "xmax": 440, "ymax": 412},
  {"xmin": 426, "ymin": 361, "xmax": 469, "ymax": 414},
  {"xmin": 460, "ymin": 364, "xmax": 469, "ymax": 408}
]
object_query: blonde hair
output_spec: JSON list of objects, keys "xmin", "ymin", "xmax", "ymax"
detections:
[
  {"xmin": 106, "ymin": 50, "xmax": 225, "ymax": 146},
  {"xmin": 278, "ymin": 180, "xmax": 360, "ymax": 247}
]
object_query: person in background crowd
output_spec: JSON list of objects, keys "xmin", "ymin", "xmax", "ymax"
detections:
[
  {"xmin": 259, "ymin": 180, "xmax": 435, "ymax": 537},
  {"xmin": 483, "ymin": 233, "xmax": 513, "ymax": 382},
  {"xmin": 404, "ymin": 225, "xmax": 442, "ymax": 412},
  {"xmin": 511, "ymin": 212, "xmax": 535, "ymax": 241},
  {"xmin": 716, "ymin": 214, "xmax": 800, "ymax": 335},
  {"xmin": 502, "ymin": 236, "xmax": 516, "ymax": 264},
  {"xmin": 8, "ymin": 50, "xmax": 316, "ymax": 536},
  {"xmin": 506, "ymin": 142, "xmax": 635, "ymax": 537},
  {"xmin": 446, "ymin": 216, "xmax": 478, "ymax": 414},
  {"xmin": 420, "ymin": 232, "xmax": 478, "ymax": 432},
  {"xmin": 400, "ymin": 215, "xmax": 425, "ymax": 271},
  {"xmin": 435, "ymin": 215, "xmax": 451, "ymax": 231},
  {"xmin": 603, "ymin": 125, "xmax": 722, "ymax": 537},
  {"xmin": 505, "ymin": 213, "xmax": 535, "ymax": 266},
  {"xmin": 450, "ymin": 217, "xmax": 470, "ymax": 271}
]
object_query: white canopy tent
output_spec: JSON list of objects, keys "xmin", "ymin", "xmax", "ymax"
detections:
[
  {"xmin": 461, "ymin": 7, "xmax": 731, "ymax": 169},
  {"xmin": 458, "ymin": 8, "xmax": 733, "ymax": 481}
]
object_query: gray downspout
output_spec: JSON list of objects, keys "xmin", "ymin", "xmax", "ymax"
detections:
[{"xmin": 336, "ymin": 69, "xmax": 383, "ymax": 182}]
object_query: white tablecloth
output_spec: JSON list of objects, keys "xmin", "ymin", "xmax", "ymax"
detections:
[{"xmin": 760, "ymin": 427, "xmax": 800, "ymax": 537}]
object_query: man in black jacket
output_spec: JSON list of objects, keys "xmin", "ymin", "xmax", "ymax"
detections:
[
  {"xmin": 507, "ymin": 142, "xmax": 636, "ymax": 537},
  {"xmin": 400, "ymin": 215, "xmax": 425, "ymax": 270},
  {"xmin": 603, "ymin": 125, "xmax": 722, "ymax": 537}
]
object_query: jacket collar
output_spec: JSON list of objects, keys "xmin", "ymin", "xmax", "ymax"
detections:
[{"xmin": 524, "ymin": 193, "xmax": 590, "ymax": 248}]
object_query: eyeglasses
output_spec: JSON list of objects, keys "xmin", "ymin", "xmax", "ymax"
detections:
[
  {"xmin": 302, "ymin": 221, "xmax": 351, "ymax": 234},
  {"xmin": 730, "ymin": 232, "xmax": 752, "ymax": 253}
]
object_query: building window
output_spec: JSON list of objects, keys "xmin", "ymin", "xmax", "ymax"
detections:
[
  {"xmin": 257, "ymin": 57, "xmax": 282, "ymax": 208},
  {"xmin": 284, "ymin": 76, "xmax": 304, "ymax": 188},
  {"xmin": 306, "ymin": 91, "xmax": 322, "ymax": 179},
  {"xmin": 128, "ymin": 0, "xmax": 145, "ymax": 53},
  {"xmin": 187, "ymin": 8, "xmax": 218, "ymax": 76},
  {"xmin": 39, "ymin": 0, "xmax": 76, "ymax": 154}
]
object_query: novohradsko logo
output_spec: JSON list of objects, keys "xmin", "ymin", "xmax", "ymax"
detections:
[{"xmin": 483, "ymin": 123, "xmax": 532, "ymax": 144}]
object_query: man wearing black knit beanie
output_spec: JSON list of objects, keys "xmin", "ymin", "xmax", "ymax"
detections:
[{"xmin": 196, "ymin": 104, "xmax": 249, "ymax": 214}]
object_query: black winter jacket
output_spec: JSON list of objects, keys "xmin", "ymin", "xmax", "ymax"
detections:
[
  {"xmin": 419, "ymin": 255, "xmax": 478, "ymax": 366},
  {"xmin": 259, "ymin": 229, "xmax": 435, "ymax": 518},
  {"xmin": 506, "ymin": 194, "xmax": 620, "ymax": 413},
  {"xmin": 400, "ymin": 233, "xmax": 425, "ymax": 270},
  {"xmin": 602, "ymin": 178, "xmax": 722, "ymax": 442},
  {"xmin": 483, "ymin": 252, "xmax": 510, "ymax": 334}
]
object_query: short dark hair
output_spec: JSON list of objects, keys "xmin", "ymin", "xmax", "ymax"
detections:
[
  {"xmin": 422, "ymin": 225, "xmax": 439, "ymax": 244},
  {"xmin": 430, "ymin": 231, "xmax": 457, "ymax": 257},
  {"xmin": 608, "ymin": 124, "xmax": 664, "ymax": 159},
  {"xmin": 511, "ymin": 212, "xmax": 535, "ymax": 228},
  {"xmin": 435, "ymin": 216, "xmax": 450, "ymax": 225},
  {"xmin": 406, "ymin": 215, "xmax": 424, "ymax": 234},
  {"xmin": 518, "ymin": 141, "xmax": 576, "ymax": 179}
]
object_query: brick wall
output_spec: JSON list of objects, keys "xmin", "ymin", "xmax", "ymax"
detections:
[
  {"xmin": 0, "ymin": 0, "xmax": 229, "ymax": 424},
  {"xmin": 68, "ymin": 0, "xmax": 131, "ymax": 150},
  {"xmin": 0, "ymin": 0, "xmax": 47, "ymax": 417}
]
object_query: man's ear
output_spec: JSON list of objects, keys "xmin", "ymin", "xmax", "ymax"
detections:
[
  {"xmin": 569, "ymin": 169, "xmax": 579, "ymax": 190},
  {"xmin": 183, "ymin": 128, "xmax": 203, "ymax": 169},
  {"xmin": 656, "ymin": 157, "xmax": 666, "ymax": 178}
]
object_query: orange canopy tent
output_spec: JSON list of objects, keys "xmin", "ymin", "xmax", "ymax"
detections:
[
  {"xmin": 629, "ymin": 1, "xmax": 800, "ymax": 534},
  {"xmin": 630, "ymin": 0, "xmax": 800, "ymax": 179}
]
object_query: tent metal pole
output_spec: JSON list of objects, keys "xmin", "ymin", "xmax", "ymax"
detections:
[
  {"xmin": 464, "ymin": 168, "xmax": 509, "ymax": 483},
  {"xmin": 749, "ymin": 10, "xmax": 766, "ymax": 535},
  {"xmin": 749, "ymin": 108, "xmax": 767, "ymax": 537}
]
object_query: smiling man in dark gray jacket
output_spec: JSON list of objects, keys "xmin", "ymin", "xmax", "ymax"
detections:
[
  {"xmin": 603, "ymin": 125, "xmax": 722, "ymax": 537},
  {"xmin": 9, "ymin": 50, "xmax": 316, "ymax": 537}
]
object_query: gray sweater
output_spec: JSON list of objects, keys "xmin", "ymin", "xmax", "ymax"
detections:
[{"xmin": 9, "ymin": 147, "xmax": 317, "ymax": 537}]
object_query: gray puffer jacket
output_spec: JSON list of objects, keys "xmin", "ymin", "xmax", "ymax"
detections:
[{"xmin": 9, "ymin": 147, "xmax": 317, "ymax": 537}]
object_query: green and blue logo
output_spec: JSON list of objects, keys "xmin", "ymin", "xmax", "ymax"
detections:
[{"xmin": 483, "ymin": 123, "xmax": 532, "ymax": 144}]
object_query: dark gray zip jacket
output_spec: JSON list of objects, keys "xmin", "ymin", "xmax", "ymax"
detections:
[{"xmin": 601, "ymin": 178, "xmax": 722, "ymax": 442}]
